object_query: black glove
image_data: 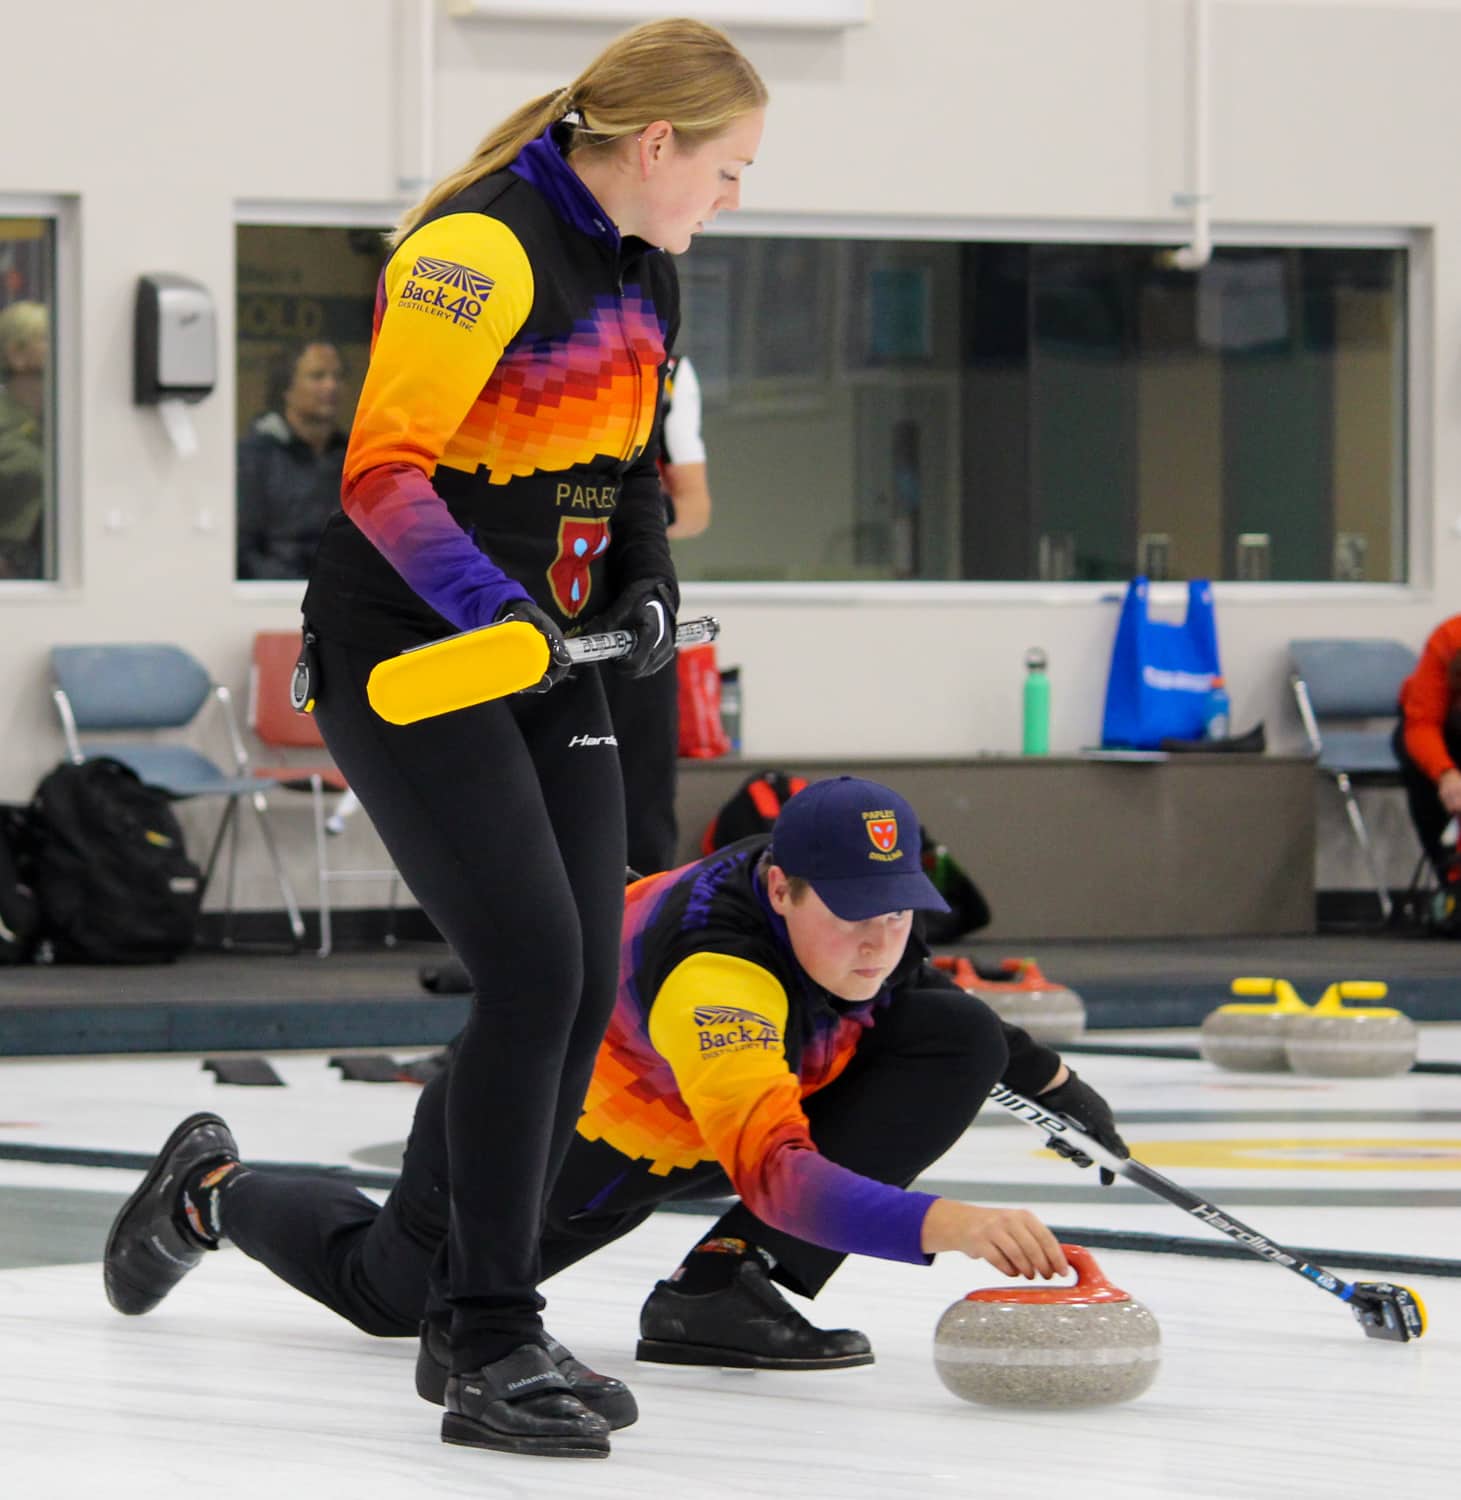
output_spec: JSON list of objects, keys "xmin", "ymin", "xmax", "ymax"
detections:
[
  {"xmin": 583, "ymin": 578, "xmax": 677, "ymax": 679},
  {"xmin": 495, "ymin": 598, "xmax": 572, "ymax": 694},
  {"xmin": 1038, "ymin": 1068, "xmax": 1128, "ymax": 1186}
]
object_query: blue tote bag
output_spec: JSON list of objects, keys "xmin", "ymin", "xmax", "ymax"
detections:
[{"xmin": 1101, "ymin": 579, "xmax": 1221, "ymax": 748}]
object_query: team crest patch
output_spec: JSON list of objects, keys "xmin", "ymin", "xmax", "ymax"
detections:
[
  {"xmin": 548, "ymin": 516, "xmax": 611, "ymax": 615},
  {"xmin": 693, "ymin": 1005, "xmax": 781, "ymax": 1056},
  {"xmin": 866, "ymin": 816, "xmax": 899, "ymax": 854},
  {"xmin": 397, "ymin": 257, "xmax": 496, "ymax": 329}
]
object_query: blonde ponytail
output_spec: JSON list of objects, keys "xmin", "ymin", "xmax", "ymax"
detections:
[
  {"xmin": 390, "ymin": 18, "xmax": 767, "ymax": 250},
  {"xmin": 390, "ymin": 90, "xmax": 565, "ymax": 248}
]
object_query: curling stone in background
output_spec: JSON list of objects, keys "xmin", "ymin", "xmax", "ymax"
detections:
[
  {"xmin": 932, "ymin": 1245, "xmax": 1160, "ymax": 1408},
  {"xmin": 1198, "ymin": 977, "xmax": 1310, "ymax": 1072},
  {"xmin": 1285, "ymin": 982, "xmax": 1418, "ymax": 1078},
  {"xmin": 933, "ymin": 955, "xmax": 1087, "ymax": 1045}
]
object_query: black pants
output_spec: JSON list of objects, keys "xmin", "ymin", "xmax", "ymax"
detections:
[
  {"xmin": 600, "ymin": 658, "xmax": 679, "ymax": 876},
  {"xmin": 310, "ymin": 635, "xmax": 625, "ymax": 1370},
  {"xmin": 1393, "ymin": 723, "xmax": 1461, "ymax": 877},
  {"xmin": 219, "ymin": 979, "xmax": 1009, "ymax": 1336}
]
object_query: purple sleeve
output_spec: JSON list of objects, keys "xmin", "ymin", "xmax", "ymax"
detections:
[
  {"xmin": 343, "ymin": 461, "xmax": 529, "ymax": 631},
  {"xmin": 741, "ymin": 1141, "xmax": 937, "ymax": 1266}
]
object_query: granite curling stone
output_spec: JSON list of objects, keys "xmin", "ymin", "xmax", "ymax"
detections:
[
  {"xmin": 934, "ymin": 956, "xmax": 1087, "ymax": 1045},
  {"xmin": 1284, "ymin": 982, "xmax": 1417, "ymax": 1079},
  {"xmin": 933, "ymin": 1245, "xmax": 1160, "ymax": 1408},
  {"xmin": 1198, "ymin": 977, "xmax": 1309, "ymax": 1073}
]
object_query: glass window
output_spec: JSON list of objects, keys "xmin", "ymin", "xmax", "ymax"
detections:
[
  {"xmin": 0, "ymin": 216, "xmax": 57, "ymax": 582},
  {"xmin": 674, "ymin": 239, "xmax": 1408, "ymax": 585},
  {"xmin": 235, "ymin": 224, "xmax": 387, "ymax": 581}
]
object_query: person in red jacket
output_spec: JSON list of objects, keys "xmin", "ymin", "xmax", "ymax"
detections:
[{"xmin": 1395, "ymin": 614, "xmax": 1461, "ymax": 880}]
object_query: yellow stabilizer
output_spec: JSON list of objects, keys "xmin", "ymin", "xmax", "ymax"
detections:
[
  {"xmin": 1219, "ymin": 977, "xmax": 1310, "ymax": 1017},
  {"xmin": 1311, "ymin": 981, "xmax": 1400, "ymax": 1021},
  {"xmin": 367, "ymin": 620, "xmax": 550, "ymax": 726}
]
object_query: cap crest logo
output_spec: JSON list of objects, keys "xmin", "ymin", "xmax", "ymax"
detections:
[{"xmin": 867, "ymin": 817, "xmax": 898, "ymax": 854}]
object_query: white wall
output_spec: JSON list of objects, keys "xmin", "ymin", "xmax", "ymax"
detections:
[{"xmin": 2, "ymin": 0, "xmax": 1456, "ymax": 904}]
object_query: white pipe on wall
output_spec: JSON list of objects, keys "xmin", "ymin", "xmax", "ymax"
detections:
[
  {"xmin": 1166, "ymin": 0, "xmax": 1213, "ymax": 271},
  {"xmin": 395, "ymin": 0, "xmax": 437, "ymax": 195},
  {"xmin": 418, "ymin": 0, "xmax": 436, "ymax": 190}
]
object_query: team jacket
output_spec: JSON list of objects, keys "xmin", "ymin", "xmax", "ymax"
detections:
[
  {"xmin": 303, "ymin": 126, "xmax": 679, "ymax": 652},
  {"xmin": 576, "ymin": 837, "xmax": 1063, "ymax": 1266},
  {"xmin": 1400, "ymin": 615, "xmax": 1461, "ymax": 783}
]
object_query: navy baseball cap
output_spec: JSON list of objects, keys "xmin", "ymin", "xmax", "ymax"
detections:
[{"xmin": 767, "ymin": 776, "xmax": 951, "ymax": 921}]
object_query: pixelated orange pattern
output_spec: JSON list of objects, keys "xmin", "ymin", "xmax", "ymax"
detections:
[{"xmin": 440, "ymin": 292, "xmax": 665, "ymax": 483}]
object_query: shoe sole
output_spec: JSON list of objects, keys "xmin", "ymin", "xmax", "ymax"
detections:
[
  {"xmin": 418, "ymin": 1340, "xmax": 638, "ymax": 1429},
  {"xmin": 441, "ymin": 1412, "xmax": 609, "ymax": 1458},
  {"xmin": 635, "ymin": 1338, "xmax": 875, "ymax": 1371},
  {"xmin": 103, "ymin": 1111, "xmax": 228, "ymax": 1316}
]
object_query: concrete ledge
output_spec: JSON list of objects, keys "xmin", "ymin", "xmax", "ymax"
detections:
[
  {"xmin": 677, "ymin": 755, "xmax": 1317, "ymax": 940},
  {"xmin": 4, "ymin": 979, "xmax": 1459, "ymax": 1058},
  {"xmin": 0, "ymin": 996, "xmax": 470, "ymax": 1058}
]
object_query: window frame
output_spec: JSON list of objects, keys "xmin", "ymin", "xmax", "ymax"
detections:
[
  {"xmin": 0, "ymin": 193, "xmax": 77, "ymax": 593},
  {"xmin": 229, "ymin": 202, "xmax": 1427, "ymax": 609},
  {"xmin": 686, "ymin": 212, "xmax": 1426, "ymax": 610},
  {"xmin": 231, "ymin": 199, "xmax": 403, "ymax": 603}
]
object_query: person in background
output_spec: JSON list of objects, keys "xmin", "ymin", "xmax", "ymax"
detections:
[
  {"xmin": 661, "ymin": 354, "xmax": 710, "ymax": 540},
  {"xmin": 236, "ymin": 340, "xmax": 347, "ymax": 579},
  {"xmin": 1396, "ymin": 614, "xmax": 1461, "ymax": 882},
  {"xmin": 602, "ymin": 352, "xmax": 713, "ymax": 874},
  {"xmin": 0, "ymin": 299, "xmax": 48, "ymax": 580}
]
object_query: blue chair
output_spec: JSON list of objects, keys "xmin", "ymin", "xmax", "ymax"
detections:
[
  {"xmin": 1289, "ymin": 638, "xmax": 1418, "ymax": 922},
  {"xmin": 50, "ymin": 643, "xmax": 305, "ymax": 947}
]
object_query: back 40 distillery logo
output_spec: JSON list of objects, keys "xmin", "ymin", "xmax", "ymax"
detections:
[
  {"xmin": 693, "ymin": 1005, "xmax": 781, "ymax": 1056},
  {"xmin": 399, "ymin": 256, "xmax": 496, "ymax": 328}
]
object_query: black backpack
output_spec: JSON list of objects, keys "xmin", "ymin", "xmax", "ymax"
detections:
[
  {"xmin": 31, "ymin": 758, "xmax": 204, "ymax": 964},
  {"xmin": 701, "ymin": 770, "xmax": 809, "ymax": 854},
  {"xmin": 0, "ymin": 803, "xmax": 40, "ymax": 963},
  {"xmin": 918, "ymin": 831, "xmax": 991, "ymax": 944}
]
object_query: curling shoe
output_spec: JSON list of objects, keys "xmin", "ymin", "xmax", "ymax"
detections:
[
  {"xmin": 104, "ymin": 1112, "xmax": 239, "ymax": 1315},
  {"xmin": 441, "ymin": 1344, "xmax": 611, "ymax": 1459},
  {"xmin": 636, "ymin": 1256, "xmax": 875, "ymax": 1370},
  {"xmin": 416, "ymin": 1323, "xmax": 638, "ymax": 1430}
]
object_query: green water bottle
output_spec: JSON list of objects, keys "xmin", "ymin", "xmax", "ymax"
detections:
[{"xmin": 1023, "ymin": 647, "xmax": 1051, "ymax": 755}]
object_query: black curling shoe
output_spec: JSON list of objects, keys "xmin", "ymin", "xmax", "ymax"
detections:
[
  {"xmin": 636, "ymin": 1258, "xmax": 875, "ymax": 1370},
  {"xmin": 441, "ymin": 1344, "xmax": 611, "ymax": 1459},
  {"xmin": 416, "ymin": 1323, "xmax": 638, "ymax": 1430},
  {"xmin": 103, "ymin": 1112, "xmax": 239, "ymax": 1315}
]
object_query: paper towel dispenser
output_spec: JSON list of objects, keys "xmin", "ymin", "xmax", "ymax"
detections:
[{"xmin": 134, "ymin": 273, "xmax": 216, "ymax": 404}]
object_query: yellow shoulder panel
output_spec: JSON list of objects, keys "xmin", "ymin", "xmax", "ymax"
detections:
[
  {"xmin": 648, "ymin": 952, "xmax": 791, "ymax": 1069},
  {"xmin": 345, "ymin": 213, "xmax": 535, "ymax": 485}
]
